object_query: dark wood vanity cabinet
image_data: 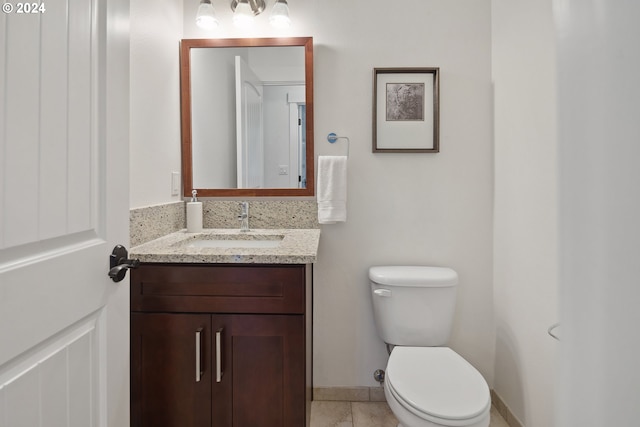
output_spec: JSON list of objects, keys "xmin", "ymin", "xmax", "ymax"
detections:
[
  {"xmin": 131, "ymin": 312, "xmax": 213, "ymax": 427},
  {"xmin": 130, "ymin": 263, "xmax": 312, "ymax": 427}
]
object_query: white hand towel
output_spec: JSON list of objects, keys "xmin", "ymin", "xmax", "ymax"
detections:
[{"xmin": 317, "ymin": 156, "xmax": 348, "ymax": 224}]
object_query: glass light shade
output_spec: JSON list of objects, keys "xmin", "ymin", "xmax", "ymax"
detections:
[
  {"xmin": 196, "ymin": 0, "xmax": 219, "ymax": 30},
  {"xmin": 269, "ymin": 0, "xmax": 291, "ymax": 28},
  {"xmin": 233, "ymin": 0, "xmax": 255, "ymax": 28}
]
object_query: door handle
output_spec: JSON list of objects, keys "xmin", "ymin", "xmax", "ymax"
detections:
[
  {"xmin": 196, "ymin": 327, "xmax": 204, "ymax": 382},
  {"xmin": 216, "ymin": 327, "xmax": 224, "ymax": 383},
  {"xmin": 108, "ymin": 245, "xmax": 140, "ymax": 282}
]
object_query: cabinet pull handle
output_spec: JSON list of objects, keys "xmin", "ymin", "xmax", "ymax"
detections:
[
  {"xmin": 195, "ymin": 327, "xmax": 203, "ymax": 382},
  {"xmin": 216, "ymin": 327, "xmax": 224, "ymax": 383}
]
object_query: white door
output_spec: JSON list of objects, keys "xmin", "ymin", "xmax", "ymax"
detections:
[
  {"xmin": 0, "ymin": 0, "xmax": 130, "ymax": 426},
  {"xmin": 235, "ymin": 56, "xmax": 264, "ymax": 189}
]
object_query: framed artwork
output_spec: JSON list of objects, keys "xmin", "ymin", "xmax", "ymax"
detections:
[{"xmin": 373, "ymin": 67, "xmax": 440, "ymax": 153}]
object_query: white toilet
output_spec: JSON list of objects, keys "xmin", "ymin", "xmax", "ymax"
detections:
[{"xmin": 369, "ymin": 266, "xmax": 491, "ymax": 427}]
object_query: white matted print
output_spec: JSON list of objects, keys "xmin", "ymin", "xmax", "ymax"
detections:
[{"xmin": 373, "ymin": 68, "xmax": 439, "ymax": 152}]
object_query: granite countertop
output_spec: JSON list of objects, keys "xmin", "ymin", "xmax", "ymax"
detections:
[{"xmin": 130, "ymin": 228, "xmax": 321, "ymax": 264}]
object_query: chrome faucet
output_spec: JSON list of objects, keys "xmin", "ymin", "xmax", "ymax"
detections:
[{"xmin": 238, "ymin": 201, "xmax": 250, "ymax": 232}]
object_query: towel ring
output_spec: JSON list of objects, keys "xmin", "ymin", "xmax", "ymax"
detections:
[{"xmin": 327, "ymin": 133, "xmax": 350, "ymax": 157}]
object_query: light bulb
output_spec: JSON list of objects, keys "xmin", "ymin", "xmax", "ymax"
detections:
[
  {"xmin": 196, "ymin": 0, "xmax": 219, "ymax": 30},
  {"xmin": 233, "ymin": 0, "xmax": 255, "ymax": 28},
  {"xmin": 269, "ymin": 0, "xmax": 291, "ymax": 28}
]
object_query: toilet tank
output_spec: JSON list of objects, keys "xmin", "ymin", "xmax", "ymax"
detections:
[{"xmin": 369, "ymin": 266, "xmax": 458, "ymax": 346}]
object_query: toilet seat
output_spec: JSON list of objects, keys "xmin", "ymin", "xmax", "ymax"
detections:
[{"xmin": 386, "ymin": 347, "xmax": 490, "ymax": 426}]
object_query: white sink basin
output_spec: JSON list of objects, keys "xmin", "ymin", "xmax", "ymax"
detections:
[{"xmin": 183, "ymin": 234, "xmax": 284, "ymax": 249}]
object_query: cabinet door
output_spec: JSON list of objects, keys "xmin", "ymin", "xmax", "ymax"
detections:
[
  {"xmin": 131, "ymin": 313, "xmax": 212, "ymax": 427},
  {"xmin": 212, "ymin": 315, "xmax": 305, "ymax": 427}
]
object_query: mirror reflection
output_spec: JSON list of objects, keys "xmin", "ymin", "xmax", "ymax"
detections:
[{"xmin": 180, "ymin": 38, "xmax": 314, "ymax": 197}]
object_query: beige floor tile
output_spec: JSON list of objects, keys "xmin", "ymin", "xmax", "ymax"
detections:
[
  {"xmin": 351, "ymin": 402, "xmax": 398, "ymax": 427},
  {"xmin": 310, "ymin": 401, "xmax": 353, "ymax": 427},
  {"xmin": 311, "ymin": 401, "xmax": 509, "ymax": 427}
]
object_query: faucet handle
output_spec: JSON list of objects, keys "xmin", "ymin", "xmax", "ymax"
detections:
[{"xmin": 238, "ymin": 201, "xmax": 250, "ymax": 231}]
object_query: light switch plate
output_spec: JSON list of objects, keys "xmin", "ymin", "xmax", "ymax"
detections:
[{"xmin": 171, "ymin": 172, "xmax": 180, "ymax": 196}]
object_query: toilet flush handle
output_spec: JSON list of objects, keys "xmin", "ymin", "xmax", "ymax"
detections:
[{"xmin": 374, "ymin": 288, "xmax": 392, "ymax": 297}]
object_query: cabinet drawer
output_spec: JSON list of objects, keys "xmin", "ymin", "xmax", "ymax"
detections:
[{"xmin": 131, "ymin": 263, "xmax": 306, "ymax": 314}]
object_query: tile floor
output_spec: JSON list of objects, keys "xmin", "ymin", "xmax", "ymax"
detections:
[{"xmin": 310, "ymin": 401, "xmax": 509, "ymax": 427}]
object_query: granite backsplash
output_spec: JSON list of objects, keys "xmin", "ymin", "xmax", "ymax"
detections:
[{"xmin": 130, "ymin": 200, "xmax": 319, "ymax": 247}]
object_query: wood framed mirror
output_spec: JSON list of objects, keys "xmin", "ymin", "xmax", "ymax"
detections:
[{"xmin": 180, "ymin": 37, "xmax": 314, "ymax": 197}]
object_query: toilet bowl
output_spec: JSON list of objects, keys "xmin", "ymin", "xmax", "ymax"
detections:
[
  {"xmin": 368, "ymin": 266, "xmax": 491, "ymax": 427},
  {"xmin": 384, "ymin": 347, "xmax": 490, "ymax": 427}
]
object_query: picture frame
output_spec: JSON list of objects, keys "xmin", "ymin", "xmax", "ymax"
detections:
[{"xmin": 373, "ymin": 67, "xmax": 440, "ymax": 153}]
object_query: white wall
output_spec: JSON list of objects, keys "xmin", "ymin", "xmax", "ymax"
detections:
[
  {"xmin": 491, "ymin": 1, "xmax": 558, "ymax": 426},
  {"xmin": 313, "ymin": 1, "xmax": 495, "ymax": 388},
  {"xmin": 130, "ymin": 0, "xmax": 183, "ymax": 208},
  {"xmin": 555, "ymin": 2, "xmax": 640, "ymax": 425},
  {"xmin": 180, "ymin": 0, "xmax": 495, "ymax": 387},
  {"xmin": 191, "ymin": 48, "xmax": 241, "ymax": 188}
]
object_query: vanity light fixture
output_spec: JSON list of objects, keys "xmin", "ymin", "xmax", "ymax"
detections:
[
  {"xmin": 196, "ymin": 0, "xmax": 219, "ymax": 30},
  {"xmin": 269, "ymin": 0, "xmax": 291, "ymax": 28},
  {"xmin": 196, "ymin": 0, "xmax": 291, "ymax": 29},
  {"xmin": 232, "ymin": 0, "xmax": 258, "ymax": 28}
]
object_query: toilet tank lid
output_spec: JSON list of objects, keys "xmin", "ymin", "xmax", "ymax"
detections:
[{"xmin": 369, "ymin": 266, "xmax": 458, "ymax": 287}]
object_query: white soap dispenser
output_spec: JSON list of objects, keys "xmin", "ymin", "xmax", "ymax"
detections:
[{"xmin": 186, "ymin": 189, "xmax": 203, "ymax": 233}]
